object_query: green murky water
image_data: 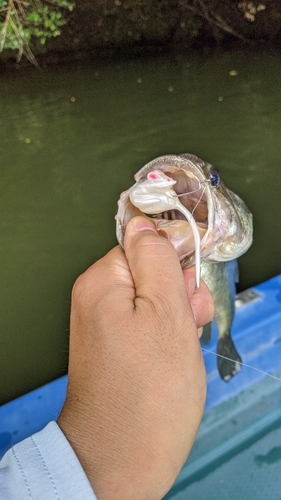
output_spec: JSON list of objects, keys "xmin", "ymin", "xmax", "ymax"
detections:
[{"xmin": 0, "ymin": 48, "xmax": 281, "ymax": 404}]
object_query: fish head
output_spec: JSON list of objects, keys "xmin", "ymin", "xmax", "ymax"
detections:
[{"xmin": 116, "ymin": 153, "xmax": 253, "ymax": 268}]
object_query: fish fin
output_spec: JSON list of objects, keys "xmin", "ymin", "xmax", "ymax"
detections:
[
  {"xmin": 200, "ymin": 322, "xmax": 212, "ymax": 345},
  {"xmin": 234, "ymin": 260, "xmax": 239, "ymax": 284},
  {"xmin": 217, "ymin": 333, "xmax": 242, "ymax": 382}
]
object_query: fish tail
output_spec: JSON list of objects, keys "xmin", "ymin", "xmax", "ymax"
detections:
[
  {"xmin": 217, "ymin": 333, "xmax": 242, "ymax": 382},
  {"xmin": 200, "ymin": 322, "xmax": 212, "ymax": 345}
]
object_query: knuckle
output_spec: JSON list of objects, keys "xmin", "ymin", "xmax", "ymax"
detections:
[
  {"xmin": 71, "ymin": 273, "xmax": 87, "ymax": 303},
  {"xmin": 71, "ymin": 263, "xmax": 101, "ymax": 304}
]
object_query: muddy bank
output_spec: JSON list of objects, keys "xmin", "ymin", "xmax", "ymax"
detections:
[{"xmin": 1, "ymin": 1, "xmax": 281, "ymax": 66}]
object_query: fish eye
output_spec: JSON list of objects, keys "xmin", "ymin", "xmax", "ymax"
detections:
[{"xmin": 209, "ymin": 170, "xmax": 221, "ymax": 187}]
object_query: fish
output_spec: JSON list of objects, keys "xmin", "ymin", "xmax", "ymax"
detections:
[{"xmin": 116, "ymin": 153, "xmax": 253, "ymax": 382}]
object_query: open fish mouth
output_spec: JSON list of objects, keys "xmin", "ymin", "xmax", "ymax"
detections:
[
  {"xmin": 116, "ymin": 154, "xmax": 253, "ymax": 283},
  {"xmin": 129, "ymin": 167, "xmax": 210, "ymax": 287},
  {"xmin": 141, "ymin": 170, "xmax": 209, "ymax": 258}
]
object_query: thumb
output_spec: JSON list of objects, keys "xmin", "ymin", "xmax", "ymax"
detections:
[
  {"xmin": 124, "ymin": 216, "xmax": 189, "ymax": 307},
  {"xmin": 183, "ymin": 268, "xmax": 215, "ymax": 329}
]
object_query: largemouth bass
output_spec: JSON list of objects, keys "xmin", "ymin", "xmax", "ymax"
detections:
[{"xmin": 116, "ymin": 153, "xmax": 253, "ymax": 382}]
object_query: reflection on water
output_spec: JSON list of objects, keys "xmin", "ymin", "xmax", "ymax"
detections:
[{"xmin": 0, "ymin": 49, "xmax": 281, "ymax": 403}]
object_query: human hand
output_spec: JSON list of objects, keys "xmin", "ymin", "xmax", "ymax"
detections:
[{"xmin": 58, "ymin": 216, "xmax": 214, "ymax": 500}]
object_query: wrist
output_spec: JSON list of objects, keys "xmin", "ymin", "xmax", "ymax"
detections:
[{"xmin": 57, "ymin": 394, "xmax": 191, "ymax": 500}]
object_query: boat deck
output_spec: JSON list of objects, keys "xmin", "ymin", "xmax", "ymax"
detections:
[{"xmin": 1, "ymin": 275, "xmax": 281, "ymax": 498}]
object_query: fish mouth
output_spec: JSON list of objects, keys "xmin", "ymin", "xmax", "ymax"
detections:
[
  {"xmin": 117, "ymin": 160, "xmax": 212, "ymax": 271},
  {"xmin": 116, "ymin": 153, "xmax": 253, "ymax": 272},
  {"xmin": 151, "ymin": 168, "xmax": 209, "ymax": 263}
]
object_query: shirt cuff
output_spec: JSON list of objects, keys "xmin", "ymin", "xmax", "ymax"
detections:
[{"xmin": 0, "ymin": 421, "xmax": 97, "ymax": 500}]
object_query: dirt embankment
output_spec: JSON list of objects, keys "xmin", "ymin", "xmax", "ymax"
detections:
[{"xmin": 2, "ymin": 1, "xmax": 281, "ymax": 65}]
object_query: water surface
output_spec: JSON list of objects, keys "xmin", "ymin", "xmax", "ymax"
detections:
[{"xmin": 0, "ymin": 48, "xmax": 280, "ymax": 403}]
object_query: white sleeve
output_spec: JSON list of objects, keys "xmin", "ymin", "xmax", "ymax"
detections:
[{"xmin": 0, "ymin": 421, "xmax": 98, "ymax": 500}]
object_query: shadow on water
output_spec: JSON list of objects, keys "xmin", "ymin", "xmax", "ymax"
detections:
[{"xmin": 0, "ymin": 48, "xmax": 281, "ymax": 403}]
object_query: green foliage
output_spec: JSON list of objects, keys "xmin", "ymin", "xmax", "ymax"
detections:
[{"xmin": 0, "ymin": 0, "xmax": 75, "ymax": 63}]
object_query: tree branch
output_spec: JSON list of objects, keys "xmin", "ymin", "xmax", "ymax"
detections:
[
  {"xmin": 0, "ymin": 0, "xmax": 13, "ymax": 52},
  {"xmin": 183, "ymin": 0, "xmax": 253, "ymax": 43}
]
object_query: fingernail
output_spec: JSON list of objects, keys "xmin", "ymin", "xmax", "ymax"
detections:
[{"xmin": 131, "ymin": 216, "xmax": 157, "ymax": 233}]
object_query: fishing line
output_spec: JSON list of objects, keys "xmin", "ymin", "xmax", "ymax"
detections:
[
  {"xmin": 201, "ymin": 347, "xmax": 281, "ymax": 382},
  {"xmin": 175, "ymin": 180, "xmax": 208, "ymax": 219},
  {"xmin": 191, "ymin": 184, "xmax": 207, "ymax": 218},
  {"xmin": 175, "ymin": 180, "xmax": 275, "ymax": 382},
  {"xmin": 176, "ymin": 183, "xmax": 202, "ymax": 197},
  {"xmin": 174, "ymin": 181, "xmax": 207, "ymax": 220},
  {"xmin": 176, "ymin": 180, "xmax": 275, "ymax": 382},
  {"xmin": 176, "ymin": 179, "xmax": 210, "ymax": 198}
]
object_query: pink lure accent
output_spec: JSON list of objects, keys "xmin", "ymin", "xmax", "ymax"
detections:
[{"xmin": 148, "ymin": 173, "xmax": 158, "ymax": 181}]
